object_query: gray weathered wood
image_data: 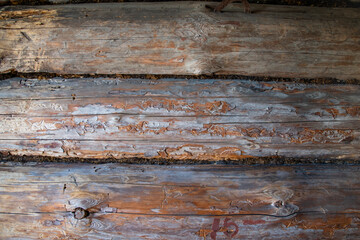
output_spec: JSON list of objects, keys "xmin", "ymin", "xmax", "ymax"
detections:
[
  {"xmin": 0, "ymin": 77, "xmax": 359, "ymax": 161},
  {"xmin": 0, "ymin": 162, "xmax": 359, "ymax": 239},
  {"xmin": 1, "ymin": 2, "xmax": 360, "ymax": 80}
]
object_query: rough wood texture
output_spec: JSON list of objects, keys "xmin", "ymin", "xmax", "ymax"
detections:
[
  {"xmin": 1, "ymin": 2, "xmax": 360, "ymax": 80},
  {"xmin": 0, "ymin": 162, "xmax": 359, "ymax": 239},
  {"xmin": 0, "ymin": 77, "xmax": 359, "ymax": 161}
]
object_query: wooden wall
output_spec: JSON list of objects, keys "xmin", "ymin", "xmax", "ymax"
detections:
[
  {"xmin": 1, "ymin": 2, "xmax": 360, "ymax": 80},
  {"xmin": 1, "ymin": 77, "xmax": 359, "ymax": 161},
  {"xmin": 1, "ymin": 162, "xmax": 360, "ymax": 239},
  {"xmin": 1, "ymin": 1, "xmax": 360, "ymax": 239}
]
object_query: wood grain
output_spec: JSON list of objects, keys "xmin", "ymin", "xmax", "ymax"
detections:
[
  {"xmin": 1, "ymin": 2, "xmax": 360, "ymax": 80},
  {"xmin": 0, "ymin": 77, "xmax": 359, "ymax": 161},
  {"xmin": 0, "ymin": 162, "xmax": 359, "ymax": 239}
]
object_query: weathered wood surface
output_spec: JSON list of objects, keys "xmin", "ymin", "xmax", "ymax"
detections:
[
  {"xmin": 1, "ymin": 2, "xmax": 360, "ymax": 80},
  {"xmin": 0, "ymin": 162, "xmax": 359, "ymax": 239},
  {"xmin": 0, "ymin": 77, "xmax": 359, "ymax": 161}
]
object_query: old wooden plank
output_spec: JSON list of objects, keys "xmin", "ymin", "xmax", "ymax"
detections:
[
  {"xmin": 0, "ymin": 162, "xmax": 359, "ymax": 239},
  {"xmin": 0, "ymin": 77, "xmax": 359, "ymax": 160},
  {"xmin": 1, "ymin": 2, "xmax": 360, "ymax": 80}
]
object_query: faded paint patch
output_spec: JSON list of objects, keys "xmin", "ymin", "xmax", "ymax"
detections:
[
  {"xmin": 31, "ymin": 120, "xmax": 57, "ymax": 131},
  {"xmin": 293, "ymin": 129, "xmax": 353, "ymax": 144}
]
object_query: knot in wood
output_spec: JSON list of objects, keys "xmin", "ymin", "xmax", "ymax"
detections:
[
  {"xmin": 274, "ymin": 200, "xmax": 284, "ymax": 208},
  {"xmin": 273, "ymin": 201, "xmax": 299, "ymax": 217},
  {"xmin": 73, "ymin": 207, "xmax": 89, "ymax": 220}
]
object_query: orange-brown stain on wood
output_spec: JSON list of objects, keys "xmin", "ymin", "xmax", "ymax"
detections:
[
  {"xmin": 188, "ymin": 42, "xmax": 199, "ymax": 49},
  {"xmin": 209, "ymin": 43, "xmax": 244, "ymax": 54},
  {"xmin": 46, "ymin": 42, "xmax": 63, "ymax": 49},
  {"xmin": 127, "ymin": 54, "xmax": 186, "ymax": 67},
  {"xmin": 315, "ymin": 106, "xmax": 360, "ymax": 118},
  {"xmin": 66, "ymin": 42, "xmax": 97, "ymax": 52},
  {"xmin": 283, "ymin": 214, "xmax": 355, "ymax": 238},
  {"xmin": 345, "ymin": 106, "xmax": 360, "ymax": 117},
  {"xmin": 158, "ymin": 144, "xmax": 206, "ymax": 159},
  {"xmin": 40, "ymin": 203, "xmax": 67, "ymax": 213},
  {"xmin": 1, "ymin": 163, "xmax": 360, "ymax": 238},
  {"xmin": 325, "ymin": 108, "xmax": 340, "ymax": 119},
  {"xmin": 62, "ymin": 149, "xmax": 147, "ymax": 159},
  {"xmin": 157, "ymin": 144, "xmax": 245, "ymax": 160},
  {"xmin": 190, "ymin": 124, "xmax": 240, "ymax": 137},
  {"xmin": 196, "ymin": 228, "xmax": 213, "ymax": 240},
  {"xmin": 68, "ymin": 99, "xmax": 233, "ymax": 115},
  {"xmin": 118, "ymin": 121, "xmax": 169, "ymax": 135},
  {"xmin": 130, "ymin": 39, "xmax": 176, "ymax": 50},
  {"xmin": 214, "ymin": 147, "xmax": 252, "ymax": 159},
  {"xmin": 292, "ymin": 128, "xmax": 353, "ymax": 144},
  {"xmin": 84, "ymin": 59, "xmax": 113, "ymax": 66},
  {"xmin": 190, "ymin": 125, "xmax": 275, "ymax": 138}
]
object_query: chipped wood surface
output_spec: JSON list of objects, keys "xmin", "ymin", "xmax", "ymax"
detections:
[
  {"xmin": 0, "ymin": 162, "xmax": 359, "ymax": 239},
  {"xmin": 1, "ymin": 2, "xmax": 360, "ymax": 80},
  {"xmin": 0, "ymin": 77, "xmax": 359, "ymax": 161}
]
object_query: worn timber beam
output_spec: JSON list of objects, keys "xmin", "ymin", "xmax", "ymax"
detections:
[
  {"xmin": 0, "ymin": 162, "xmax": 359, "ymax": 239},
  {"xmin": 0, "ymin": 2, "xmax": 360, "ymax": 80},
  {"xmin": 0, "ymin": 77, "xmax": 359, "ymax": 161}
]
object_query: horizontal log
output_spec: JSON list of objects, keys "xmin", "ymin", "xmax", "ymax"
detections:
[
  {"xmin": 0, "ymin": 162, "xmax": 359, "ymax": 239},
  {"xmin": 0, "ymin": 77, "xmax": 359, "ymax": 161},
  {"xmin": 1, "ymin": 2, "xmax": 360, "ymax": 80}
]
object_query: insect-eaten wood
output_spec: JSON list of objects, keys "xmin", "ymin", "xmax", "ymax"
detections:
[
  {"xmin": 0, "ymin": 2, "xmax": 359, "ymax": 80},
  {"xmin": 0, "ymin": 162, "xmax": 359, "ymax": 239},
  {"xmin": 0, "ymin": 77, "xmax": 359, "ymax": 161}
]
